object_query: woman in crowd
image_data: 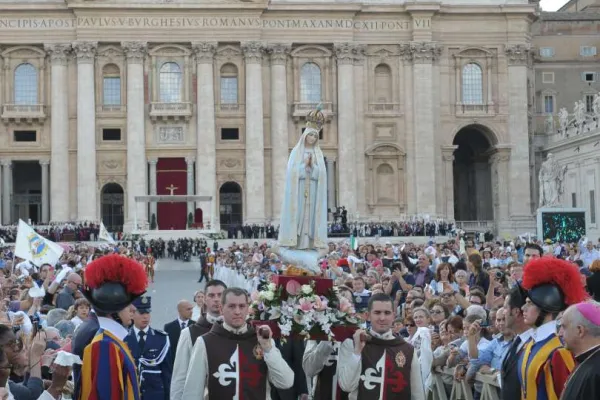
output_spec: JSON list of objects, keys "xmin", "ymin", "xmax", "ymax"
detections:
[
  {"xmin": 467, "ymin": 253, "xmax": 490, "ymax": 293},
  {"xmin": 430, "ymin": 262, "xmax": 458, "ymax": 295},
  {"xmin": 191, "ymin": 290, "xmax": 205, "ymax": 321},
  {"xmin": 411, "ymin": 307, "xmax": 434, "ymax": 393}
]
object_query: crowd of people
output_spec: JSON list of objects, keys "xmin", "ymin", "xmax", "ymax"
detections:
[
  {"xmin": 1, "ymin": 232, "xmax": 599, "ymax": 399},
  {"xmin": 0, "ymin": 222, "xmax": 117, "ymax": 244}
]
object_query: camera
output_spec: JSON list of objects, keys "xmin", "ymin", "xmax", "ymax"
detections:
[{"xmin": 494, "ymin": 271, "xmax": 504, "ymax": 280}]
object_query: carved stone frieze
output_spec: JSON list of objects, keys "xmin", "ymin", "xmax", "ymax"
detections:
[
  {"xmin": 121, "ymin": 41, "xmax": 147, "ymax": 63},
  {"xmin": 334, "ymin": 43, "xmax": 355, "ymax": 65},
  {"xmin": 505, "ymin": 44, "xmax": 532, "ymax": 66},
  {"xmin": 72, "ymin": 41, "xmax": 97, "ymax": 63},
  {"xmin": 44, "ymin": 44, "xmax": 72, "ymax": 66},
  {"xmin": 158, "ymin": 126, "xmax": 184, "ymax": 143},
  {"xmin": 268, "ymin": 44, "xmax": 291, "ymax": 65},
  {"xmin": 102, "ymin": 159, "xmax": 122, "ymax": 170},
  {"xmin": 192, "ymin": 42, "xmax": 217, "ymax": 64},
  {"xmin": 353, "ymin": 44, "xmax": 367, "ymax": 65},
  {"xmin": 242, "ymin": 41, "xmax": 265, "ymax": 64},
  {"xmin": 220, "ymin": 158, "xmax": 241, "ymax": 168},
  {"xmin": 408, "ymin": 42, "xmax": 442, "ymax": 64}
]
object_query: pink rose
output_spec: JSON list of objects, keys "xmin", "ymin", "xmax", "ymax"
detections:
[
  {"xmin": 314, "ymin": 296, "xmax": 328, "ymax": 311},
  {"xmin": 250, "ymin": 291, "xmax": 260, "ymax": 302},
  {"xmin": 286, "ymin": 280, "xmax": 302, "ymax": 296},
  {"xmin": 297, "ymin": 297, "xmax": 314, "ymax": 312}
]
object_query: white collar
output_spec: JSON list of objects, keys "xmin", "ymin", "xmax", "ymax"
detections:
[
  {"xmin": 223, "ymin": 322, "xmax": 248, "ymax": 335},
  {"xmin": 369, "ymin": 328, "xmax": 395, "ymax": 340},
  {"xmin": 133, "ymin": 325, "xmax": 150, "ymax": 337},
  {"xmin": 206, "ymin": 313, "xmax": 222, "ymax": 324},
  {"xmin": 532, "ymin": 320, "xmax": 556, "ymax": 343},
  {"xmin": 178, "ymin": 318, "xmax": 190, "ymax": 326},
  {"xmin": 98, "ymin": 316, "xmax": 129, "ymax": 341},
  {"xmin": 519, "ymin": 328, "xmax": 533, "ymax": 344}
]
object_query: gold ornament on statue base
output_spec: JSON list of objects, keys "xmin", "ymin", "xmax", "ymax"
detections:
[{"xmin": 283, "ymin": 265, "xmax": 316, "ymax": 276}]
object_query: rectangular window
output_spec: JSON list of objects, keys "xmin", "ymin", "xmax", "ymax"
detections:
[
  {"xmin": 580, "ymin": 46, "xmax": 597, "ymax": 57},
  {"xmin": 542, "ymin": 72, "xmax": 554, "ymax": 84},
  {"xmin": 102, "ymin": 128, "xmax": 121, "ymax": 141},
  {"xmin": 539, "ymin": 47, "xmax": 555, "ymax": 58},
  {"xmin": 103, "ymin": 77, "xmax": 121, "ymax": 105},
  {"xmin": 220, "ymin": 77, "xmax": 238, "ymax": 104},
  {"xmin": 591, "ymin": 190, "xmax": 596, "ymax": 224},
  {"xmin": 586, "ymin": 95, "xmax": 594, "ymax": 113},
  {"xmin": 544, "ymin": 95, "xmax": 554, "ymax": 114},
  {"xmin": 14, "ymin": 130, "xmax": 36, "ymax": 142},
  {"xmin": 221, "ymin": 128, "xmax": 239, "ymax": 141},
  {"xmin": 572, "ymin": 193, "xmax": 577, "ymax": 208},
  {"xmin": 582, "ymin": 72, "xmax": 596, "ymax": 82}
]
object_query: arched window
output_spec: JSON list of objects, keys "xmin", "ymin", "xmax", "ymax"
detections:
[
  {"xmin": 220, "ymin": 63, "xmax": 238, "ymax": 104},
  {"xmin": 102, "ymin": 64, "xmax": 121, "ymax": 105},
  {"xmin": 159, "ymin": 62, "xmax": 182, "ymax": 103},
  {"xmin": 374, "ymin": 64, "xmax": 392, "ymax": 102},
  {"xmin": 462, "ymin": 63, "xmax": 483, "ymax": 105},
  {"xmin": 300, "ymin": 62, "xmax": 321, "ymax": 103},
  {"xmin": 14, "ymin": 63, "xmax": 38, "ymax": 105}
]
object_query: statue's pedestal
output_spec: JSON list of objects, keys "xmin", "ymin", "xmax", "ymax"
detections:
[
  {"xmin": 536, "ymin": 207, "xmax": 587, "ymax": 242},
  {"xmin": 250, "ymin": 320, "xmax": 356, "ymax": 341}
]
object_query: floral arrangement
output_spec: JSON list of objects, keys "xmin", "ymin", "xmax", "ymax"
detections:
[{"xmin": 250, "ymin": 279, "xmax": 359, "ymax": 341}]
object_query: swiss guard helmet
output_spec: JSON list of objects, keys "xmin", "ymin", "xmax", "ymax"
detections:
[
  {"xmin": 82, "ymin": 254, "xmax": 148, "ymax": 314},
  {"xmin": 521, "ymin": 257, "xmax": 588, "ymax": 326}
]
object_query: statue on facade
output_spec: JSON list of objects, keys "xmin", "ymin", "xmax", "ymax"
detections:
[
  {"xmin": 538, "ymin": 153, "xmax": 567, "ymax": 208},
  {"xmin": 593, "ymin": 93, "xmax": 600, "ymax": 117},
  {"xmin": 270, "ymin": 105, "xmax": 328, "ymax": 274},
  {"xmin": 574, "ymin": 100, "xmax": 586, "ymax": 133},
  {"xmin": 558, "ymin": 108, "xmax": 569, "ymax": 134}
]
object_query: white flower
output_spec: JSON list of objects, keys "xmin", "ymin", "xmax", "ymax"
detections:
[
  {"xmin": 279, "ymin": 320, "xmax": 292, "ymax": 336},
  {"xmin": 301, "ymin": 285, "xmax": 313, "ymax": 295},
  {"xmin": 258, "ymin": 291, "xmax": 267, "ymax": 300},
  {"xmin": 268, "ymin": 283, "xmax": 277, "ymax": 292},
  {"xmin": 264, "ymin": 291, "xmax": 275, "ymax": 301}
]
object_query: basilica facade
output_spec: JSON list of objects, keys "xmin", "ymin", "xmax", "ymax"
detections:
[{"xmin": 0, "ymin": 0, "xmax": 536, "ymax": 234}]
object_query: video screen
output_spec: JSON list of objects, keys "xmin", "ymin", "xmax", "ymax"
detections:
[{"xmin": 541, "ymin": 211, "xmax": 586, "ymax": 243}]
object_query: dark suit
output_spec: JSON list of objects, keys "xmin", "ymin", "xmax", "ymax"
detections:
[
  {"xmin": 164, "ymin": 319, "xmax": 193, "ymax": 364},
  {"xmin": 72, "ymin": 313, "xmax": 100, "ymax": 400},
  {"xmin": 500, "ymin": 337, "xmax": 523, "ymax": 400},
  {"xmin": 125, "ymin": 327, "xmax": 172, "ymax": 400}
]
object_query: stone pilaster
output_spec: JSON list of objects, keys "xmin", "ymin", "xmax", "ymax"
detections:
[
  {"xmin": 326, "ymin": 157, "xmax": 336, "ymax": 210},
  {"xmin": 193, "ymin": 42, "xmax": 218, "ymax": 229},
  {"xmin": 353, "ymin": 45, "xmax": 367, "ymax": 219},
  {"xmin": 122, "ymin": 41, "xmax": 148, "ymax": 230},
  {"xmin": 45, "ymin": 43, "xmax": 71, "ymax": 222},
  {"xmin": 40, "ymin": 159, "xmax": 50, "ymax": 223},
  {"xmin": 441, "ymin": 145, "xmax": 458, "ymax": 220},
  {"xmin": 505, "ymin": 44, "xmax": 533, "ymax": 217},
  {"xmin": 242, "ymin": 41, "xmax": 266, "ymax": 223},
  {"xmin": 73, "ymin": 41, "xmax": 98, "ymax": 221},
  {"xmin": 334, "ymin": 43, "xmax": 357, "ymax": 215},
  {"xmin": 148, "ymin": 158, "xmax": 158, "ymax": 222},
  {"xmin": 407, "ymin": 42, "xmax": 441, "ymax": 215},
  {"xmin": 186, "ymin": 156, "xmax": 195, "ymax": 218},
  {"xmin": 268, "ymin": 43, "xmax": 291, "ymax": 222},
  {"xmin": 1, "ymin": 160, "xmax": 11, "ymax": 224},
  {"xmin": 490, "ymin": 146, "xmax": 512, "ymax": 229}
]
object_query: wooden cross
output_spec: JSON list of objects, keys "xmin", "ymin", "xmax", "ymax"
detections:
[{"xmin": 166, "ymin": 184, "xmax": 178, "ymax": 196}]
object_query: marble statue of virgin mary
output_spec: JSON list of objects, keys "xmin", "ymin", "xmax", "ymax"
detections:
[{"xmin": 277, "ymin": 106, "xmax": 328, "ymax": 253}]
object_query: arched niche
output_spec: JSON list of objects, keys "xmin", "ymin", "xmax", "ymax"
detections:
[{"xmin": 365, "ymin": 143, "xmax": 406, "ymax": 212}]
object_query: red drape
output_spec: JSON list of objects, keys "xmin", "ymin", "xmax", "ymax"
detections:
[
  {"xmin": 194, "ymin": 208, "xmax": 203, "ymax": 227},
  {"xmin": 156, "ymin": 158, "xmax": 187, "ymax": 230}
]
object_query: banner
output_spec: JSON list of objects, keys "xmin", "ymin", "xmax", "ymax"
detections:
[
  {"xmin": 14, "ymin": 220, "xmax": 64, "ymax": 267},
  {"xmin": 99, "ymin": 222, "xmax": 116, "ymax": 244}
]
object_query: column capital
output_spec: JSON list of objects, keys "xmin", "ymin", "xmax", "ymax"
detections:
[
  {"xmin": 353, "ymin": 44, "xmax": 367, "ymax": 65},
  {"xmin": 505, "ymin": 44, "xmax": 533, "ymax": 66},
  {"xmin": 334, "ymin": 43, "xmax": 356, "ymax": 65},
  {"xmin": 148, "ymin": 158, "xmax": 158, "ymax": 165},
  {"xmin": 490, "ymin": 146, "xmax": 512, "ymax": 164},
  {"xmin": 326, "ymin": 156, "xmax": 337, "ymax": 164},
  {"xmin": 192, "ymin": 42, "xmax": 217, "ymax": 64},
  {"xmin": 441, "ymin": 145, "xmax": 458, "ymax": 161},
  {"xmin": 242, "ymin": 41, "xmax": 265, "ymax": 64},
  {"xmin": 185, "ymin": 156, "xmax": 196, "ymax": 164},
  {"xmin": 39, "ymin": 159, "xmax": 50, "ymax": 166},
  {"xmin": 44, "ymin": 43, "xmax": 72, "ymax": 66},
  {"xmin": 72, "ymin": 41, "xmax": 97, "ymax": 64},
  {"xmin": 403, "ymin": 42, "xmax": 442, "ymax": 64},
  {"xmin": 122, "ymin": 41, "xmax": 147, "ymax": 63},
  {"xmin": 0, "ymin": 159, "xmax": 12, "ymax": 167},
  {"xmin": 267, "ymin": 44, "xmax": 291, "ymax": 65}
]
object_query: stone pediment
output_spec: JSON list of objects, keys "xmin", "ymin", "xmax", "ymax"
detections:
[{"xmin": 365, "ymin": 143, "xmax": 405, "ymax": 157}]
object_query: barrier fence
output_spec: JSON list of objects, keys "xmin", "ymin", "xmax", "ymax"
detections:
[{"xmin": 430, "ymin": 367, "xmax": 500, "ymax": 400}]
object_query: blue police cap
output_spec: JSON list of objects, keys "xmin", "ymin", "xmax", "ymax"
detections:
[{"xmin": 132, "ymin": 295, "xmax": 151, "ymax": 313}]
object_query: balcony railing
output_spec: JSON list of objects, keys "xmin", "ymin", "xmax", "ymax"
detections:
[
  {"xmin": 1, "ymin": 104, "xmax": 46, "ymax": 123},
  {"xmin": 149, "ymin": 102, "xmax": 192, "ymax": 121},
  {"xmin": 216, "ymin": 103, "xmax": 245, "ymax": 113},
  {"xmin": 97, "ymin": 104, "xmax": 126, "ymax": 115},
  {"xmin": 368, "ymin": 102, "xmax": 401, "ymax": 114},
  {"xmin": 455, "ymin": 220, "xmax": 494, "ymax": 232},
  {"xmin": 455, "ymin": 103, "xmax": 494, "ymax": 116},
  {"xmin": 292, "ymin": 101, "xmax": 333, "ymax": 119}
]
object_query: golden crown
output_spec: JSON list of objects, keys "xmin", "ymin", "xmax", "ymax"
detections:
[{"xmin": 305, "ymin": 103, "xmax": 325, "ymax": 131}]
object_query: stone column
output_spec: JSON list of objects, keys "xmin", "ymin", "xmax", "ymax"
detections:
[
  {"xmin": 44, "ymin": 43, "xmax": 71, "ymax": 222},
  {"xmin": 334, "ymin": 43, "xmax": 356, "ymax": 215},
  {"xmin": 192, "ymin": 42, "xmax": 217, "ymax": 229},
  {"xmin": 1, "ymin": 160, "xmax": 11, "ymax": 224},
  {"xmin": 40, "ymin": 159, "xmax": 50, "ymax": 223},
  {"xmin": 122, "ymin": 41, "xmax": 148, "ymax": 230},
  {"xmin": 353, "ymin": 45, "xmax": 367, "ymax": 218},
  {"xmin": 410, "ymin": 42, "xmax": 441, "ymax": 215},
  {"xmin": 242, "ymin": 41, "xmax": 266, "ymax": 224},
  {"xmin": 148, "ymin": 158, "xmax": 157, "ymax": 223},
  {"xmin": 326, "ymin": 157, "xmax": 336, "ymax": 210},
  {"xmin": 490, "ymin": 147, "xmax": 512, "ymax": 226},
  {"xmin": 268, "ymin": 44, "xmax": 291, "ymax": 222},
  {"xmin": 73, "ymin": 41, "xmax": 98, "ymax": 221},
  {"xmin": 441, "ymin": 145, "xmax": 458, "ymax": 220},
  {"xmin": 186, "ymin": 156, "xmax": 195, "ymax": 219},
  {"xmin": 505, "ymin": 44, "xmax": 533, "ymax": 217}
]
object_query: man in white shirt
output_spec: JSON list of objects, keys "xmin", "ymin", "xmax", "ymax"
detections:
[
  {"xmin": 338, "ymin": 293, "xmax": 425, "ymax": 400},
  {"xmin": 182, "ymin": 287, "xmax": 294, "ymax": 400}
]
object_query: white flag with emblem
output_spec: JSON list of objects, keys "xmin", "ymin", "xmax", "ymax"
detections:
[
  {"xmin": 99, "ymin": 222, "xmax": 116, "ymax": 244},
  {"xmin": 14, "ymin": 219, "xmax": 64, "ymax": 267}
]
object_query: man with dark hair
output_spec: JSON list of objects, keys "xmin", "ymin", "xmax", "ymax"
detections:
[
  {"xmin": 523, "ymin": 243, "xmax": 543, "ymax": 265},
  {"xmin": 171, "ymin": 279, "xmax": 227, "ymax": 400},
  {"xmin": 500, "ymin": 286, "xmax": 532, "ymax": 400},
  {"xmin": 182, "ymin": 287, "xmax": 293, "ymax": 399},
  {"xmin": 338, "ymin": 293, "xmax": 425, "ymax": 399}
]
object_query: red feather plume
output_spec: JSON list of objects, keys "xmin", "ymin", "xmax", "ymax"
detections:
[
  {"xmin": 522, "ymin": 257, "xmax": 589, "ymax": 306},
  {"xmin": 84, "ymin": 254, "xmax": 148, "ymax": 295}
]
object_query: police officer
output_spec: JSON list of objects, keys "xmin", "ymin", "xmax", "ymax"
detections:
[{"xmin": 125, "ymin": 295, "xmax": 172, "ymax": 400}]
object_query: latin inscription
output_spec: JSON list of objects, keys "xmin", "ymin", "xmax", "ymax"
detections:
[{"xmin": 0, "ymin": 16, "xmax": 421, "ymax": 31}]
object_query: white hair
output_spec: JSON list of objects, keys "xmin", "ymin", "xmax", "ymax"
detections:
[
  {"xmin": 565, "ymin": 301, "xmax": 600, "ymax": 338},
  {"xmin": 465, "ymin": 305, "xmax": 488, "ymax": 324}
]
